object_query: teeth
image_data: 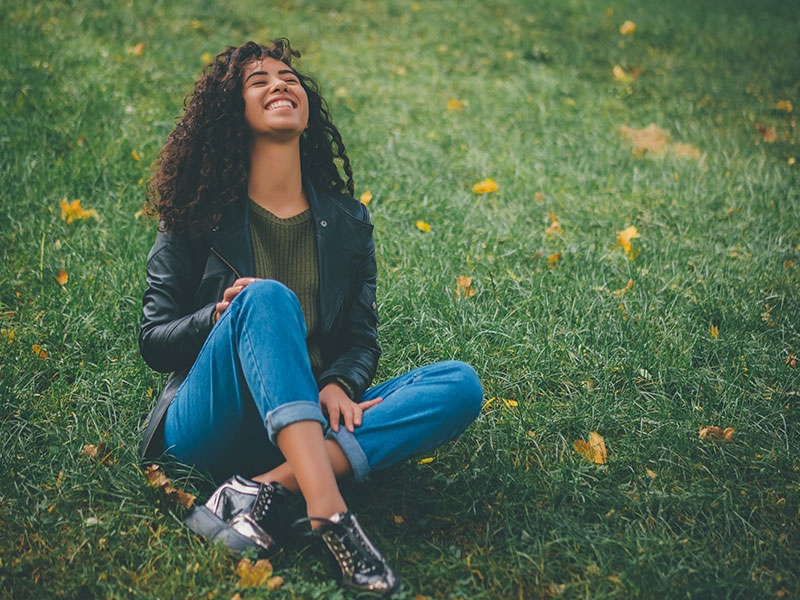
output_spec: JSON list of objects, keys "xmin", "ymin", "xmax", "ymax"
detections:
[{"xmin": 267, "ymin": 100, "xmax": 293, "ymax": 110}]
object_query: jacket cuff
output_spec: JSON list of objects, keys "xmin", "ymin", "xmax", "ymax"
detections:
[{"xmin": 319, "ymin": 375, "xmax": 356, "ymax": 400}]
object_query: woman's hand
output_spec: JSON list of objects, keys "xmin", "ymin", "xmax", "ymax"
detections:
[
  {"xmin": 319, "ymin": 383, "xmax": 382, "ymax": 433},
  {"xmin": 214, "ymin": 277, "xmax": 261, "ymax": 323}
]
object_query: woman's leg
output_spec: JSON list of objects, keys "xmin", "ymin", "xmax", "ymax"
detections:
[
  {"xmin": 163, "ymin": 280, "xmax": 345, "ymax": 517},
  {"xmin": 252, "ymin": 360, "xmax": 483, "ymax": 486}
]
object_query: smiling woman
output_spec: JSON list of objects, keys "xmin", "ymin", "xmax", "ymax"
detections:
[{"xmin": 138, "ymin": 39, "xmax": 483, "ymax": 597}]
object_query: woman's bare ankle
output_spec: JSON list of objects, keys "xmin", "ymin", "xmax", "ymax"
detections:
[{"xmin": 306, "ymin": 498, "xmax": 348, "ymax": 527}]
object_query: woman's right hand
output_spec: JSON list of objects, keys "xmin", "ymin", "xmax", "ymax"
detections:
[{"xmin": 214, "ymin": 277, "xmax": 261, "ymax": 323}]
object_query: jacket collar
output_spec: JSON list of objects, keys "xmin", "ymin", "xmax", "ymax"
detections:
[{"xmin": 207, "ymin": 178, "xmax": 372, "ymax": 332}]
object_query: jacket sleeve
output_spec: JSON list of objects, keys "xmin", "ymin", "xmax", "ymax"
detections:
[
  {"xmin": 138, "ymin": 230, "xmax": 216, "ymax": 373},
  {"xmin": 318, "ymin": 204, "xmax": 381, "ymax": 401}
]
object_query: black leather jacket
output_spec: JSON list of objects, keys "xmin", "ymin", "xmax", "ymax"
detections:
[{"xmin": 138, "ymin": 179, "xmax": 380, "ymax": 458}]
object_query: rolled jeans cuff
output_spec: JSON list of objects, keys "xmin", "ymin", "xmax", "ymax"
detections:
[
  {"xmin": 265, "ymin": 401, "xmax": 327, "ymax": 444},
  {"xmin": 326, "ymin": 426, "xmax": 370, "ymax": 482}
]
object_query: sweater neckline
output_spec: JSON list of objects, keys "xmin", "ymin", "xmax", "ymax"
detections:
[{"xmin": 248, "ymin": 199, "xmax": 311, "ymax": 226}]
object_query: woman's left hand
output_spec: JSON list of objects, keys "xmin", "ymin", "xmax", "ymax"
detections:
[{"xmin": 319, "ymin": 383, "xmax": 382, "ymax": 433}]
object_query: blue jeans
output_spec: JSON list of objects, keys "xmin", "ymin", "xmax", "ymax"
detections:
[{"xmin": 163, "ymin": 280, "xmax": 483, "ymax": 483}]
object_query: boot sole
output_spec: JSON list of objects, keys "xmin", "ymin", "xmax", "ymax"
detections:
[{"xmin": 185, "ymin": 506, "xmax": 262, "ymax": 555}]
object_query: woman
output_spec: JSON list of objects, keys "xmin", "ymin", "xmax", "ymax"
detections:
[{"xmin": 139, "ymin": 39, "xmax": 482, "ymax": 596}]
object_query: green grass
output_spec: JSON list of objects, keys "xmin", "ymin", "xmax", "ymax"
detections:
[{"xmin": 2, "ymin": 0, "xmax": 799, "ymax": 597}]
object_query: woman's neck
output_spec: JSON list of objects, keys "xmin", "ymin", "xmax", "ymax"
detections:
[{"xmin": 247, "ymin": 137, "xmax": 308, "ymax": 218}]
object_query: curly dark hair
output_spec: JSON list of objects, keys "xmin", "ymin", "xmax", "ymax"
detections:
[{"xmin": 147, "ymin": 38, "xmax": 354, "ymax": 235}]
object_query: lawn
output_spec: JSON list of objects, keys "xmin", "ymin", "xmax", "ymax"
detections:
[{"xmin": 1, "ymin": 0, "xmax": 799, "ymax": 598}]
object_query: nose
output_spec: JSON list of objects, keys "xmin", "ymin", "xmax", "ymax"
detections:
[{"xmin": 268, "ymin": 77, "xmax": 288, "ymax": 94}]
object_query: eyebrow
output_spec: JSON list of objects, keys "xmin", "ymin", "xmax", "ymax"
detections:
[{"xmin": 244, "ymin": 69, "xmax": 298, "ymax": 83}]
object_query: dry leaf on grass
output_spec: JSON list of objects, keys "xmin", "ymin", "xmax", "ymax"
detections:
[
  {"xmin": 236, "ymin": 558, "xmax": 282, "ymax": 589},
  {"xmin": 698, "ymin": 426, "xmax": 735, "ymax": 442},
  {"xmin": 415, "ymin": 220, "xmax": 431, "ymax": 232},
  {"xmin": 756, "ymin": 123, "xmax": 777, "ymax": 143},
  {"xmin": 144, "ymin": 465, "xmax": 196, "ymax": 509},
  {"xmin": 32, "ymin": 344, "xmax": 49, "ymax": 359},
  {"xmin": 620, "ymin": 125, "xmax": 701, "ymax": 159},
  {"xmin": 547, "ymin": 252, "xmax": 561, "ymax": 267},
  {"xmin": 776, "ymin": 100, "xmax": 792, "ymax": 113},
  {"xmin": 56, "ymin": 269, "xmax": 69, "ymax": 286},
  {"xmin": 613, "ymin": 65, "xmax": 633, "ymax": 83},
  {"xmin": 616, "ymin": 226, "xmax": 640, "ymax": 258},
  {"xmin": 360, "ymin": 191, "xmax": 372, "ymax": 206},
  {"xmin": 672, "ymin": 143, "xmax": 702, "ymax": 160},
  {"xmin": 447, "ymin": 99, "xmax": 464, "ymax": 111},
  {"xmin": 60, "ymin": 199, "xmax": 98, "ymax": 223},
  {"xmin": 455, "ymin": 276, "xmax": 476, "ymax": 298},
  {"xmin": 545, "ymin": 213, "xmax": 562, "ymax": 235},
  {"xmin": 472, "ymin": 178, "xmax": 498, "ymax": 194},
  {"xmin": 574, "ymin": 432, "xmax": 608, "ymax": 464},
  {"xmin": 619, "ymin": 20, "xmax": 635, "ymax": 35},
  {"xmin": 613, "ymin": 278, "xmax": 633, "ymax": 297},
  {"xmin": 620, "ymin": 124, "xmax": 669, "ymax": 155},
  {"xmin": 82, "ymin": 443, "xmax": 115, "ymax": 465}
]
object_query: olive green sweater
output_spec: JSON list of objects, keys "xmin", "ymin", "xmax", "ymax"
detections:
[{"xmin": 248, "ymin": 201, "xmax": 324, "ymax": 374}]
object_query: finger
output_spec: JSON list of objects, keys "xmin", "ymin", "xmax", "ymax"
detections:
[
  {"xmin": 359, "ymin": 397, "xmax": 383, "ymax": 411},
  {"xmin": 234, "ymin": 277, "xmax": 260, "ymax": 288},
  {"xmin": 352, "ymin": 404, "xmax": 364, "ymax": 429},
  {"xmin": 329, "ymin": 404, "xmax": 340, "ymax": 432},
  {"xmin": 216, "ymin": 300, "xmax": 229, "ymax": 314},
  {"xmin": 224, "ymin": 285, "xmax": 244, "ymax": 302},
  {"xmin": 343, "ymin": 404, "xmax": 356, "ymax": 433}
]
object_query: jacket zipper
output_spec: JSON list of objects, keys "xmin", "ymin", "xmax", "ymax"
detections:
[{"xmin": 210, "ymin": 247, "xmax": 242, "ymax": 279}]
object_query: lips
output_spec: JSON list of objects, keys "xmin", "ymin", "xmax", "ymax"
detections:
[{"xmin": 265, "ymin": 98, "xmax": 296, "ymax": 111}]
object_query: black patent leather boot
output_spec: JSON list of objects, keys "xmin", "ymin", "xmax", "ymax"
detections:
[
  {"xmin": 185, "ymin": 475, "xmax": 291, "ymax": 556},
  {"xmin": 304, "ymin": 511, "xmax": 399, "ymax": 597}
]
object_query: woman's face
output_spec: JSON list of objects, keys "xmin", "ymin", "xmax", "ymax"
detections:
[{"xmin": 241, "ymin": 57, "xmax": 309, "ymax": 141}]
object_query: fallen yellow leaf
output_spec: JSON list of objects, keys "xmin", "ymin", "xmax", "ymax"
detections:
[
  {"xmin": 620, "ymin": 124, "xmax": 669, "ymax": 155},
  {"xmin": 236, "ymin": 558, "xmax": 274, "ymax": 588},
  {"xmin": 502, "ymin": 398, "xmax": 518, "ymax": 408},
  {"xmin": 672, "ymin": 142, "xmax": 702, "ymax": 160},
  {"xmin": 574, "ymin": 431, "xmax": 608, "ymax": 464},
  {"xmin": 613, "ymin": 65, "xmax": 633, "ymax": 83},
  {"xmin": 547, "ymin": 252, "xmax": 561, "ymax": 266},
  {"xmin": 360, "ymin": 191, "xmax": 372, "ymax": 206},
  {"xmin": 613, "ymin": 278, "xmax": 633, "ymax": 297},
  {"xmin": 131, "ymin": 150, "xmax": 140, "ymax": 161},
  {"xmin": 617, "ymin": 226, "xmax": 640, "ymax": 257},
  {"xmin": 776, "ymin": 100, "xmax": 793, "ymax": 113},
  {"xmin": 698, "ymin": 426, "xmax": 734, "ymax": 442},
  {"xmin": 472, "ymin": 178, "xmax": 498, "ymax": 194},
  {"xmin": 534, "ymin": 192, "xmax": 544, "ymax": 203},
  {"xmin": 417, "ymin": 457, "xmax": 435, "ymax": 464},
  {"xmin": 144, "ymin": 465, "xmax": 196, "ymax": 508},
  {"xmin": 619, "ymin": 20, "xmax": 636, "ymax": 35},
  {"xmin": 415, "ymin": 220, "xmax": 431, "ymax": 232},
  {"xmin": 60, "ymin": 199, "xmax": 98, "ymax": 223},
  {"xmin": 455, "ymin": 276, "xmax": 476, "ymax": 298},
  {"xmin": 756, "ymin": 123, "xmax": 776, "ymax": 143},
  {"xmin": 447, "ymin": 99, "xmax": 464, "ymax": 111},
  {"xmin": 56, "ymin": 269, "xmax": 68, "ymax": 286},
  {"xmin": 130, "ymin": 42, "xmax": 144, "ymax": 56},
  {"xmin": 545, "ymin": 221, "xmax": 562, "ymax": 235},
  {"xmin": 32, "ymin": 344, "xmax": 49, "ymax": 359},
  {"xmin": 646, "ymin": 469, "xmax": 657, "ymax": 479},
  {"xmin": 201, "ymin": 52, "xmax": 212, "ymax": 63},
  {"xmin": 545, "ymin": 212, "xmax": 562, "ymax": 235},
  {"xmin": 709, "ymin": 324, "xmax": 719, "ymax": 339}
]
